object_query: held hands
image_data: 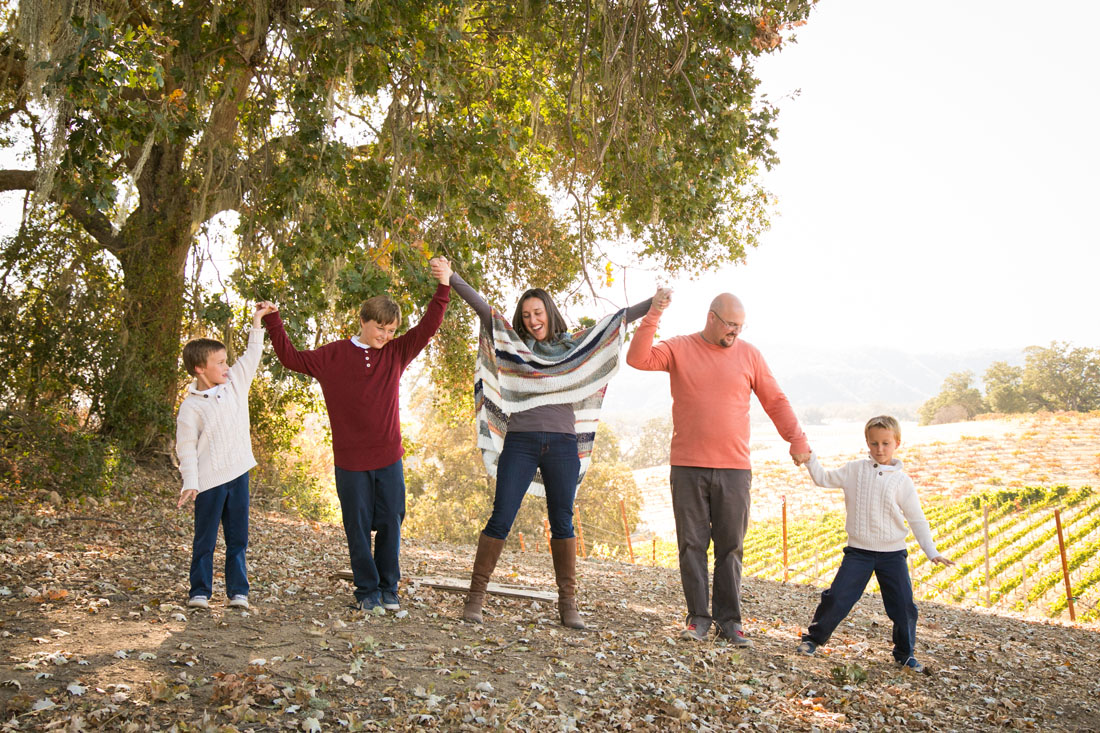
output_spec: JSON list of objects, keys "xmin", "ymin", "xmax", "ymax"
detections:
[
  {"xmin": 931, "ymin": 555, "xmax": 955, "ymax": 566},
  {"xmin": 652, "ymin": 286, "xmax": 673, "ymax": 312},
  {"xmin": 792, "ymin": 452, "xmax": 812, "ymax": 467},
  {"xmin": 429, "ymin": 256, "xmax": 452, "ymax": 285},
  {"xmin": 177, "ymin": 489, "xmax": 198, "ymax": 508},
  {"xmin": 253, "ymin": 301, "xmax": 278, "ymax": 328}
]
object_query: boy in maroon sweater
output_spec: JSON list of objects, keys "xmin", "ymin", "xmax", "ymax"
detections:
[{"xmin": 260, "ymin": 258, "xmax": 452, "ymax": 611}]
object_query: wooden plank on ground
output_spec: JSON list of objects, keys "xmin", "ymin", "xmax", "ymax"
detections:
[{"xmin": 331, "ymin": 572, "xmax": 557, "ymax": 601}]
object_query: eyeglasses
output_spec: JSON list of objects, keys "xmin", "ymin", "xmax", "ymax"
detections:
[{"xmin": 710, "ymin": 310, "xmax": 745, "ymax": 333}]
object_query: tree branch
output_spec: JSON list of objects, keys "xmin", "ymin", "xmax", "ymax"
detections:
[
  {"xmin": 65, "ymin": 199, "xmax": 121, "ymax": 253},
  {"xmin": 0, "ymin": 169, "xmax": 120, "ymax": 252},
  {"xmin": 0, "ymin": 168, "xmax": 35, "ymax": 192},
  {"xmin": 0, "ymin": 45, "xmax": 27, "ymax": 91},
  {"xmin": 201, "ymin": 134, "xmax": 293, "ymax": 220}
]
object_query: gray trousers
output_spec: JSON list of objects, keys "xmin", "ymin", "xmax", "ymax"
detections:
[{"xmin": 670, "ymin": 466, "xmax": 752, "ymax": 633}]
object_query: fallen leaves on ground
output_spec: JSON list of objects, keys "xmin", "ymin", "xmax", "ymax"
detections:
[{"xmin": 1, "ymin": 459, "xmax": 1099, "ymax": 731}]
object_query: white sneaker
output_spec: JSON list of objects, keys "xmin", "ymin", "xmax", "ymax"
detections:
[
  {"xmin": 187, "ymin": 596, "xmax": 210, "ymax": 609},
  {"xmin": 228, "ymin": 595, "xmax": 250, "ymax": 610}
]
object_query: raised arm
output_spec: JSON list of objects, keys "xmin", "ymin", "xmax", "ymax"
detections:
[
  {"xmin": 261, "ymin": 309, "xmax": 329, "ymax": 378},
  {"xmin": 448, "ymin": 272, "xmax": 494, "ymax": 329},
  {"xmin": 391, "ymin": 257, "xmax": 452, "ymax": 367},
  {"xmin": 625, "ymin": 287, "xmax": 674, "ymax": 371},
  {"xmin": 227, "ymin": 303, "xmax": 276, "ymax": 386},
  {"xmin": 624, "ymin": 297, "xmax": 655, "ymax": 324}
]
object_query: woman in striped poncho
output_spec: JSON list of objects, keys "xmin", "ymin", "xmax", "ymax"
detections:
[{"xmin": 447, "ymin": 269, "xmax": 668, "ymax": 629}]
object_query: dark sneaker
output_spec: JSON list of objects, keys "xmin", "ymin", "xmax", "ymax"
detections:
[
  {"xmin": 680, "ymin": 623, "xmax": 711, "ymax": 641},
  {"xmin": 717, "ymin": 627, "xmax": 753, "ymax": 648},
  {"xmin": 355, "ymin": 594, "xmax": 384, "ymax": 614},
  {"xmin": 795, "ymin": 640, "xmax": 817, "ymax": 656},
  {"xmin": 898, "ymin": 656, "xmax": 924, "ymax": 673},
  {"xmin": 381, "ymin": 590, "xmax": 400, "ymax": 611}
]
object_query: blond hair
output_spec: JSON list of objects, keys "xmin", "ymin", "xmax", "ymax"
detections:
[{"xmin": 864, "ymin": 414, "xmax": 901, "ymax": 442}]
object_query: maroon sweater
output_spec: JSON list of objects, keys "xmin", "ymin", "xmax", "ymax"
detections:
[{"xmin": 263, "ymin": 284, "xmax": 450, "ymax": 471}]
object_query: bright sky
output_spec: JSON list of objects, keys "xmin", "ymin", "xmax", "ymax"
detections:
[
  {"xmin": 604, "ymin": 0, "xmax": 1100, "ymax": 354},
  {"xmin": 3, "ymin": 1, "xmax": 1096, "ymax": 360}
]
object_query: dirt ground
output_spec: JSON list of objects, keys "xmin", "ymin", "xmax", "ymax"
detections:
[{"xmin": 3, "ymin": 461, "xmax": 1100, "ymax": 733}]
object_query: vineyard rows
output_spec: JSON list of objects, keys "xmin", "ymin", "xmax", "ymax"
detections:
[{"xmin": 742, "ymin": 484, "xmax": 1100, "ymax": 623}]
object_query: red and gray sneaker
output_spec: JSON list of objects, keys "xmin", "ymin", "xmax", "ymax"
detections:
[
  {"xmin": 680, "ymin": 622, "xmax": 711, "ymax": 641},
  {"xmin": 717, "ymin": 626, "xmax": 753, "ymax": 647}
]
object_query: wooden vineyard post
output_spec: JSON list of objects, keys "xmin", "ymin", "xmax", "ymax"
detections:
[
  {"xmin": 575, "ymin": 507, "xmax": 587, "ymax": 558},
  {"xmin": 983, "ymin": 504, "xmax": 991, "ymax": 607},
  {"xmin": 1054, "ymin": 509, "xmax": 1076, "ymax": 621},
  {"xmin": 543, "ymin": 519, "xmax": 551, "ymax": 553},
  {"xmin": 620, "ymin": 499, "xmax": 635, "ymax": 564},
  {"xmin": 1021, "ymin": 548, "xmax": 1030, "ymax": 613},
  {"xmin": 781, "ymin": 494, "xmax": 788, "ymax": 582},
  {"xmin": 518, "ymin": 532, "xmax": 526, "ymax": 552}
]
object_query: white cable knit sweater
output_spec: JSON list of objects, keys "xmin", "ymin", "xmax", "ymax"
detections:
[
  {"xmin": 175, "ymin": 328, "xmax": 264, "ymax": 494},
  {"xmin": 805, "ymin": 453, "xmax": 940, "ymax": 559}
]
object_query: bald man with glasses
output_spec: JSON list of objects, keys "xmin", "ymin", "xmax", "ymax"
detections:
[{"xmin": 627, "ymin": 291, "xmax": 811, "ymax": 644}]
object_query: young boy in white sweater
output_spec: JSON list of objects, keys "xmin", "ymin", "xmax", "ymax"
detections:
[
  {"xmin": 796, "ymin": 415, "xmax": 953, "ymax": 672},
  {"xmin": 176, "ymin": 303, "xmax": 275, "ymax": 610}
]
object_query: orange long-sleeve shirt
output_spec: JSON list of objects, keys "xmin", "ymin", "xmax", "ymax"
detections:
[{"xmin": 626, "ymin": 309, "xmax": 809, "ymax": 469}]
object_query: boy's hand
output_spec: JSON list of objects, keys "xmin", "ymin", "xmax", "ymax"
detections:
[
  {"xmin": 429, "ymin": 257, "xmax": 452, "ymax": 285},
  {"xmin": 178, "ymin": 489, "xmax": 198, "ymax": 508},
  {"xmin": 253, "ymin": 301, "xmax": 277, "ymax": 328},
  {"xmin": 931, "ymin": 555, "xmax": 954, "ymax": 566},
  {"xmin": 792, "ymin": 452, "xmax": 811, "ymax": 466},
  {"xmin": 652, "ymin": 286, "xmax": 673, "ymax": 312}
]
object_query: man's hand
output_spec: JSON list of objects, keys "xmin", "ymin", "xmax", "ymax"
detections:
[
  {"xmin": 430, "ymin": 256, "xmax": 452, "ymax": 285},
  {"xmin": 931, "ymin": 555, "xmax": 955, "ymax": 566},
  {"xmin": 792, "ymin": 452, "xmax": 811, "ymax": 466},
  {"xmin": 178, "ymin": 489, "xmax": 198, "ymax": 508},
  {"xmin": 652, "ymin": 286, "xmax": 672, "ymax": 312}
]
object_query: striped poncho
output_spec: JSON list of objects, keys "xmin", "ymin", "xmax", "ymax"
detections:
[{"xmin": 475, "ymin": 308, "xmax": 627, "ymax": 497}]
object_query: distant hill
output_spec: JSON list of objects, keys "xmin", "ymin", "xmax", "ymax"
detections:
[{"xmin": 602, "ymin": 345, "xmax": 1020, "ymax": 426}]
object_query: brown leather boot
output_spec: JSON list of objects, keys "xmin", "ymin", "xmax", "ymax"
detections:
[
  {"xmin": 550, "ymin": 537, "xmax": 585, "ymax": 629},
  {"xmin": 463, "ymin": 532, "xmax": 506, "ymax": 623}
]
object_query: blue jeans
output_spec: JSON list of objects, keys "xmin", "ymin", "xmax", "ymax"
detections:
[
  {"xmin": 335, "ymin": 460, "xmax": 405, "ymax": 603},
  {"xmin": 803, "ymin": 547, "xmax": 918, "ymax": 662},
  {"xmin": 485, "ymin": 431, "xmax": 580, "ymax": 540},
  {"xmin": 189, "ymin": 472, "xmax": 250, "ymax": 599}
]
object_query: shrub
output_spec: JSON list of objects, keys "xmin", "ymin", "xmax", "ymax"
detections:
[{"xmin": 0, "ymin": 408, "xmax": 131, "ymax": 498}]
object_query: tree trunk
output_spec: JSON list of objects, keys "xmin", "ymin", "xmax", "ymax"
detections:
[{"xmin": 98, "ymin": 143, "xmax": 193, "ymax": 453}]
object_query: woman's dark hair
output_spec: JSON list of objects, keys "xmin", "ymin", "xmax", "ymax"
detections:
[{"xmin": 511, "ymin": 288, "xmax": 569, "ymax": 342}]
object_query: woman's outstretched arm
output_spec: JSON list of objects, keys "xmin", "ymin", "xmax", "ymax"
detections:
[{"xmin": 449, "ymin": 272, "xmax": 493, "ymax": 329}]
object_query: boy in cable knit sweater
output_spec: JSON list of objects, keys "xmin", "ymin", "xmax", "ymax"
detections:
[
  {"xmin": 175, "ymin": 303, "xmax": 276, "ymax": 611},
  {"xmin": 796, "ymin": 415, "xmax": 953, "ymax": 671}
]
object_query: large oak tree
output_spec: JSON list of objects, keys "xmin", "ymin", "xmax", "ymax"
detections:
[{"xmin": 0, "ymin": 0, "xmax": 814, "ymax": 449}]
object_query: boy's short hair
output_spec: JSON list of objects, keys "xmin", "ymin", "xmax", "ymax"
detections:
[
  {"xmin": 865, "ymin": 414, "xmax": 902, "ymax": 442},
  {"xmin": 182, "ymin": 338, "xmax": 226, "ymax": 376},
  {"xmin": 359, "ymin": 296, "xmax": 401, "ymax": 326}
]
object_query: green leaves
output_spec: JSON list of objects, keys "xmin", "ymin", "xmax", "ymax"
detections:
[{"xmin": 2, "ymin": 0, "xmax": 815, "ymax": 445}]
